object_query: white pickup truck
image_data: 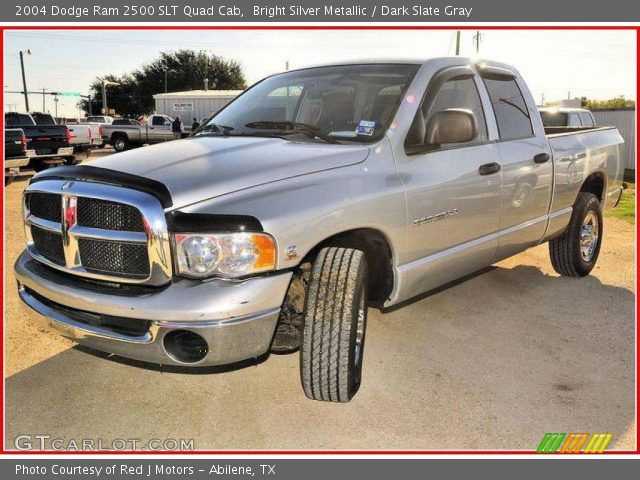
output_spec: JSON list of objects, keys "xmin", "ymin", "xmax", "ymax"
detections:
[{"xmin": 15, "ymin": 58, "xmax": 625, "ymax": 402}]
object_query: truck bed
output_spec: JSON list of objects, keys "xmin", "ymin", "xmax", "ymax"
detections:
[
  {"xmin": 544, "ymin": 125, "xmax": 616, "ymax": 136},
  {"xmin": 546, "ymin": 125, "xmax": 625, "ymax": 213}
]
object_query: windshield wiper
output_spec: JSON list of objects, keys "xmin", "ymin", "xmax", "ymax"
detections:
[
  {"xmin": 244, "ymin": 121, "xmax": 339, "ymax": 144},
  {"xmin": 194, "ymin": 123, "xmax": 234, "ymax": 136}
]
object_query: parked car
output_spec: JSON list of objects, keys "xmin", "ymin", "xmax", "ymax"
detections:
[
  {"xmin": 539, "ymin": 107, "xmax": 596, "ymax": 128},
  {"xmin": 66, "ymin": 123, "xmax": 103, "ymax": 160},
  {"xmin": 4, "ymin": 112, "xmax": 74, "ymax": 171},
  {"xmin": 85, "ymin": 115, "xmax": 114, "ymax": 124},
  {"xmin": 32, "ymin": 113, "xmax": 100, "ymax": 162},
  {"xmin": 4, "ymin": 128, "xmax": 30, "ymax": 185},
  {"xmin": 15, "ymin": 58, "xmax": 625, "ymax": 403},
  {"xmin": 101, "ymin": 114, "xmax": 179, "ymax": 152}
]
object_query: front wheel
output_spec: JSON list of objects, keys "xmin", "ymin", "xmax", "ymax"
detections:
[
  {"xmin": 549, "ymin": 192, "xmax": 603, "ymax": 277},
  {"xmin": 300, "ymin": 247, "xmax": 368, "ymax": 403}
]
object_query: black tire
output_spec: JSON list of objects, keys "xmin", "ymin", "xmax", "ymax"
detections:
[
  {"xmin": 112, "ymin": 135, "xmax": 129, "ymax": 152},
  {"xmin": 549, "ymin": 192, "xmax": 603, "ymax": 277},
  {"xmin": 300, "ymin": 247, "xmax": 368, "ymax": 403}
]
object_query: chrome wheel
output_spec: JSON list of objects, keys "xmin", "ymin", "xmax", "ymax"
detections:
[{"xmin": 580, "ymin": 211, "xmax": 599, "ymax": 261}]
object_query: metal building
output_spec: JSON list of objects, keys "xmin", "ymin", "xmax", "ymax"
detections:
[
  {"xmin": 153, "ymin": 90, "xmax": 243, "ymax": 123},
  {"xmin": 592, "ymin": 108, "xmax": 636, "ymax": 179}
]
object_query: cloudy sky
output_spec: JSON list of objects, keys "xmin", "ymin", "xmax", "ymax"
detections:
[{"xmin": 3, "ymin": 29, "xmax": 636, "ymax": 117}]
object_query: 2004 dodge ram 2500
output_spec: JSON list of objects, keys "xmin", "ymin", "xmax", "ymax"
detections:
[{"xmin": 15, "ymin": 58, "xmax": 625, "ymax": 403}]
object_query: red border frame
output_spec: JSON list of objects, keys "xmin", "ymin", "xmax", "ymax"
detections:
[{"xmin": 0, "ymin": 24, "xmax": 638, "ymax": 456}]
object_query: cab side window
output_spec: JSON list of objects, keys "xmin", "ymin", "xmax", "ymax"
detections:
[
  {"xmin": 568, "ymin": 113, "xmax": 582, "ymax": 127},
  {"xmin": 152, "ymin": 116, "xmax": 167, "ymax": 126},
  {"xmin": 482, "ymin": 76, "xmax": 534, "ymax": 141},
  {"xmin": 405, "ymin": 76, "xmax": 488, "ymax": 152},
  {"xmin": 579, "ymin": 112, "xmax": 595, "ymax": 127}
]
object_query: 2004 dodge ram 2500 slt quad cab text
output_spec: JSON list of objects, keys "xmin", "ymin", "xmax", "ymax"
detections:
[{"xmin": 15, "ymin": 58, "xmax": 625, "ymax": 403}]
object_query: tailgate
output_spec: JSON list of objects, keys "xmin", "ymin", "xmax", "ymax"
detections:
[{"xmin": 23, "ymin": 126, "xmax": 69, "ymax": 154}]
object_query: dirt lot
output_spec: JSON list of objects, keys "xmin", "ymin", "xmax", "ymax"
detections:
[{"xmin": 3, "ymin": 151, "xmax": 636, "ymax": 451}]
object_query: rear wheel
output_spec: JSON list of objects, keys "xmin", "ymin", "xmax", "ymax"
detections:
[
  {"xmin": 300, "ymin": 247, "xmax": 368, "ymax": 403},
  {"xmin": 112, "ymin": 136, "xmax": 129, "ymax": 152},
  {"xmin": 549, "ymin": 192, "xmax": 603, "ymax": 277}
]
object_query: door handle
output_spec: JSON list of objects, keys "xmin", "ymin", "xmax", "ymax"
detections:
[
  {"xmin": 534, "ymin": 153, "xmax": 550, "ymax": 164},
  {"xmin": 479, "ymin": 162, "xmax": 501, "ymax": 176}
]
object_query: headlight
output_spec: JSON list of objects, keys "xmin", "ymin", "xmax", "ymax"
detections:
[{"xmin": 173, "ymin": 232, "xmax": 276, "ymax": 279}]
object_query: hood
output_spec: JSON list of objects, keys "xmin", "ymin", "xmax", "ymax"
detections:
[{"xmin": 92, "ymin": 136, "xmax": 370, "ymax": 209}]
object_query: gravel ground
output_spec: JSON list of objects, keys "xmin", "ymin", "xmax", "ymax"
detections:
[{"xmin": 3, "ymin": 150, "xmax": 636, "ymax": 451}]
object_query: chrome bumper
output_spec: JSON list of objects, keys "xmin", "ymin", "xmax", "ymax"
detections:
[
  {"xmin": 26, "ymin": 147, "xmax": 74, "ymax": 159},
  {"xmin": 15, "ymin": 251, "xmax": 292, "ymax": 366}
]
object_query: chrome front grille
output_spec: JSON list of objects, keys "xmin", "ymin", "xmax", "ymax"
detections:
[
  {"xmin": 77, "ymin": 197, "xmax": 145, "ymax": 231},
  {"xmin": 27, "ymin": 192, "xmax": 62, "ymax": 223},
  {"xmin": 23, "ymin": 179, "xmax": 172, "ymax": 286},
  {"xmin": 30, "ymin": 225, "xmax": 65, "ymax": 265},
  {"xmin": 78, "ymin": 238, "xmax": 150, "ymax": 277}
]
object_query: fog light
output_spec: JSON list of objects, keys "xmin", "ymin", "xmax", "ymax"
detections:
[{"xmin": 163, "ymin": 330, "xmax": 208, "ymax": 364}]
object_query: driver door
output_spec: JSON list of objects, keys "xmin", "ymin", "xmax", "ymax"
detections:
[
  {"xmin": 149, "ymin": 115, "xmax": 173, "ymax": 141},
  {"xmin": 396, "ymin": 66, "xmax": 503, "ymax": 298}
]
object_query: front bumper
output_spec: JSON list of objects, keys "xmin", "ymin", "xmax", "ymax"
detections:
[{"xmin": 15, "ymin": 251, "xmax": 292, "ymax": 366}]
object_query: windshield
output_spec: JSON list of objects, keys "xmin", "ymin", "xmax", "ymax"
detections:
[{"xmin": 196, "ymin": 64, "xmax": 419, "ymax": 143}]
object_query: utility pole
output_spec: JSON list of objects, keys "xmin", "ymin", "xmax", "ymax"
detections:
[
  {"xmin": 54, "ymin": 95, "xmax": 59, "ymax": 118},
  {"xmin": 455, "ymin": 31, "xmax": 461, "ymax": 55},
  {"xmin": 473, "ymin": 31, "xmax": 482, "ymax": 54},
  {"xmin": 164, "ymin": 68, "xmax": 168, "ymax": 93},
  {"xmin": 42, "ymin": 87, "xmax": 46, "ymax": 112},
  {"xmin": 19, "ymin": 49, "xmax": 31, "ymax": 111},
  {"xmin": 541, "ymin": 93, "xmax": 545, "ymax": 106},
  {"xmin": 285, "ymin": 60, "xmax": 290, "ymax": 71}
]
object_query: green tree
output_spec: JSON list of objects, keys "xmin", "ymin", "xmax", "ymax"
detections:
[
  {"xmin": 543, "ymin": 96, "xmax": 635, "ymax": 110},
  {"xmin": 585, "ymin": 95, "xmax": 635, "ymax": 110},
  {"xmin": 79, "ymin": 50, "xmax": 246, "ymax": 117}
]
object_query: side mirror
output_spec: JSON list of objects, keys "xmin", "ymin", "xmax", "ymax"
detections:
[{"xmin": 424, "ymin": 109, "xmax": 478, "ymax": 146}]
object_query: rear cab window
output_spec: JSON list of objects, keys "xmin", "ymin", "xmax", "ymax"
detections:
[
  {"xmin": 4, "ymin": 114, "xmax": 34, "ymax": 127},
  {"xmin": 540, "ymin": 111, "xmax": 568, "ymax": 127}
]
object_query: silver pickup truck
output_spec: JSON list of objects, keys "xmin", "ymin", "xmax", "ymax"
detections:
[
  {"xmin": 101, "ymin": 114, "xmax": 177, "ymax": 152},
  {"xmin": 15, "ymin": 58, "xmax": 625, "ymax": 403}
]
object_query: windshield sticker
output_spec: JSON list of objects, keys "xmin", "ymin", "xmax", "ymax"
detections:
[
  {"xmin": 356, "ymin": 120, "xmax": 376, "ymax": 136},
  {"xmin": 329, "ymin": 130, "xmax": 358, "ymax": 138}
]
